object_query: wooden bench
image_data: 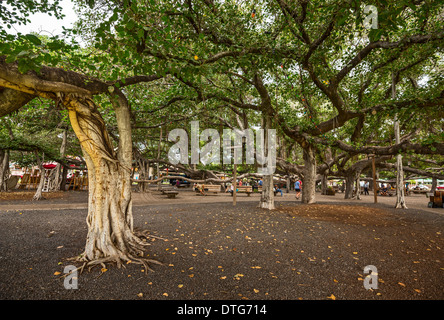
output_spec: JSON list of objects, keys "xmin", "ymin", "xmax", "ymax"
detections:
[
  {"xmin": 194, "ymin": 184, "xmax": 221, "ymax": 195},
  {"xmin": 163, "ymin": 191, "xmax": 179, "ymax": 199},
  {"xmin": 412, "ymin": 189, "xmax": 428, "ymax": 194},
  {"xmin": 231, "ymin": 185, "xmax": 253, "ymax": 196},
  {"xmin": 160, "ymin": 186, "xmax": 174, "ymax": 193}
]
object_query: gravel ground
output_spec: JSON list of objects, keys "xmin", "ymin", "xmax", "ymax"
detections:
[{"xmin": 0, "ymin": 195, "xmax": 442, "ymax": 301}]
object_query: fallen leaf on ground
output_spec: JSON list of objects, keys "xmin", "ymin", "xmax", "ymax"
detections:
[{"xmin": 327, "ymin": 294, "xmax": 336, "ymax": 300}]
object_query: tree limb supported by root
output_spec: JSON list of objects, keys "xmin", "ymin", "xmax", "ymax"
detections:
[{"xmin": 0, "ymin": 57, "xmax": 168, "ymax": 272}]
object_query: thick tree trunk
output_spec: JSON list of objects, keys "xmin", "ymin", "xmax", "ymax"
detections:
[
  {"xmin": 137, "ymin": 161, "xmax": 150, "ymax": 192},
  {"xmin": 301, "ymin": 145, "xmax": 316, "ymax": 204},
  {"xmin": 134, "ymin": 150, "xmax": 150, "ymax": 192},
  {"xmin": 393, "ymin": 118, "xmax": 407, "ymax": 208},
  {"xmin": 33, "ymin": 152, "xmax": 45, "ymax": 201},
  {"xmin": 65, "ymin": 94, "xmax": 159, "ymax": 270},
  {"xmin": 431, "ymin": 177, "xmax": 437, "ymax": 193},
  {"xmin": 355, "ymin": 177, "xmax": 361, "ymax": 200},
  {"xmin": 392, "ymin": 73, "xmax": 407, "ymax": 209},
  {"xmin": 258, "ymin": 114, "xmax": 275, "ymax": 210},
  {"xmin": 394, "ymin": 151, "xmax": 407, "ymax": 208},
  {"xmin": 60, "ymin": 164, "xmax": 68, "ymax": 191},
  {"xmin": 344, "ymin": 173, "xmax": 355, "ymax": 199},
  {"xmin": 321, "ymin": 172, "xmax": 328, "ymax": 195},
  {"xmin": 0, "ymin": 149, "xmax": 10, "ymax": 192},
  {"xmin": 49, "ymin": 129, "xmax": 67, "ymax": 191},
  {"xmin": 259, "ymin": 174, "xmax": 275, "ymax": 209}
]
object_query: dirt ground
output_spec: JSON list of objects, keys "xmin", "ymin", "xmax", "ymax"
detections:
[{"xmin": 0, "ymin": 188, "xmax": 442, "ymax": 301}]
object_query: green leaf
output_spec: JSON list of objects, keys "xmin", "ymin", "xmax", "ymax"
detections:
[
  {"xmin": 25, "ymin": 34, "xmax": 42, "ymax": 46},
  {"xmin": 47, "ymin": 41, "xmax": 62, "ymax": 50}
]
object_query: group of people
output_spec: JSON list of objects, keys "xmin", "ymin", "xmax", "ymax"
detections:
[{"xmin": 221, "ymin": 178, "xmax": 303, "ymax": 200}]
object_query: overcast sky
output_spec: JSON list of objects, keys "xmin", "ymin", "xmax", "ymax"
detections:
[{"xmin": 8, "ymin": 0, "xmax": 78, "ymax": 36}]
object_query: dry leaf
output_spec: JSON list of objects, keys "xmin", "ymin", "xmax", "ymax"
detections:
[
  {"xmin": 163, "ymin": 293, "xmax": 169, "ymax": 297},
  {"xmin": 178, "ymin": 284, "xmax": 183, "ymax": 288},
  {"xmin": 253, "ymin": 289, "xmax": 259, "ymax": 293},
  {"xmin": 220, "ymin": 276, "xmax": 227, "ymax": 280},
  {"xmin": 101, "ymin": 268, "xmax": 107, "ymax": 273},
  {"xmin": 137, "ymin": 293, "xmax": 143, "ymax": 297},
  {"xmin": 54, "ymin": 271, "xmax": 61, "ymax": 276},
  {"xmin": 398, "ymin": 282, "xmax": 406, "ymax": 287},
  {"xmin": 327, "ymin": 294, "xmax": 336, "ymax": 300}
]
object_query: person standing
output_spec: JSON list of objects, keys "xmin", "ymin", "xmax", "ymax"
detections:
[
  {"xmin": 364, "ymin": 181, "xmax": 369, "ymax": 195},
  {"xmin": 294, "ymin": 180, "xmax": 302, "ymax": 200}
]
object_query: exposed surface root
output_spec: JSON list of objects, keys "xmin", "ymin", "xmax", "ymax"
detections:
[
  {"xmin": 67, "ymin": 252, "xmax": 163, "ymax": 274},
  {"xmin": 66, "ymin": 231, "xmax": 166, "ymax": 274}
]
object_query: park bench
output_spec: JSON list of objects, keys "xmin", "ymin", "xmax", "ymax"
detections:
[
  {"xmin": 194, "ymin": 184, "xmax": 221, "ymax": 195},
  {"xmin": 412, "ymin": 189, "xmax": 428, "ymax": 194},
  {"xmin": 160, "ymin": 185, "xmax": 174, "ymax": 193},
  {"xmin": 163, "ymin": 190, "xmax": 179, "ymax": 199},
  {"xmin": 232, "ymin": 185, "xmax": 253, "ymax": 196}
]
